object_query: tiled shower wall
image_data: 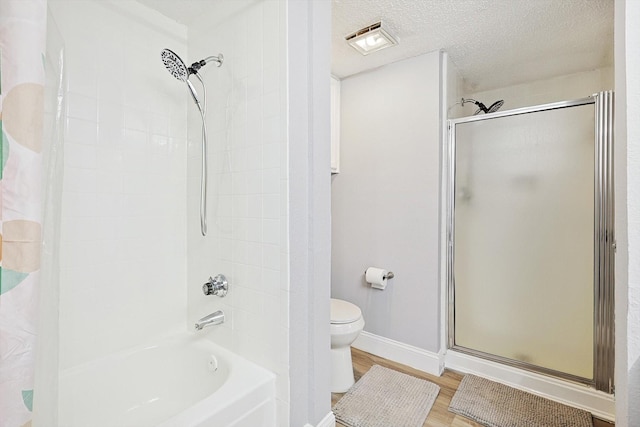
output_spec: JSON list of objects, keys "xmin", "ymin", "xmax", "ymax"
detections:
[
  {"xmin": 51, "ymin": 0, "xmax": 189, "ymax": 370},
  {"xmin": 184, "ymin": 0, "xmax": 290, "ymax": 423}
]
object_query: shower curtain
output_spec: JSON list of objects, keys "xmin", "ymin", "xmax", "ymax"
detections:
[{"xmin": 0, "ymin": 0, "xmax": 47, "ymax": 426}]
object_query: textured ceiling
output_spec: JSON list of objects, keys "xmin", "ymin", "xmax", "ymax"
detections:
[
  {"xmin": 137, "ymin": 0, "xmax": 614, "ymax": 93},
  {"xmin": 332, "ymin": 0, "xmax": 614, "ymax": 91}
]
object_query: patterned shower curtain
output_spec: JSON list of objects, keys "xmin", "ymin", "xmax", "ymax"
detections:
[{"xmin": 0, "ymin": 1, "xmax": 47, "ymax": 426}]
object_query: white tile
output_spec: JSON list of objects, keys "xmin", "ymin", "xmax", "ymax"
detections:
[
  {"xmin": 95, "ymin": 193, "xmax": 123, "ymax": 218},
  {"xmin": 246, "ymin": 73, "xmax": 263, "ymax": 102},
  {"xmin": 231, "ymin": 148, "xmax": 247, "ymax": 172},
  {"xmin": 262, "ymin": 168, "xmax": 279, "ymax": 193},
  {"xmin": 232, "ymin": 172, "xmax": 248, "ymax": 195},
  {"xmin": 262, "ymin": 65, "xmax": 279, "ymax": 96},
  {"xmin": 262, "ymin": 194, "xmax": 279, "ymax": 219},
  {"xmin": 247, "ymin": 242, "xmax": 262, "ymax": 266},
  {"xmin": 246, "ymin": 98, "xmax": 262, "ymax": 131},
  {"xmin": 66, "ymin": 118, "xmax": 98, "ymax": 145},
  {"xmin": 246, "ymin": 146, "xmax": 262, "ymax": 171},
  {"xmin": 65, "ymin": 143, "xmax": 97, "ymax": 169},
  {"xmin": 233, "ymin": 124, "xmax": 247, "ymax": 148},
  {"xmin": 96, "ymin": 170, "xmax": 124, "ymax": 194},
  {"xmin": 246, "ymin": 3, "xmax": 263, "ymax": 74},
  {"xmin": 245, "ymin": 265, "xmax": 262, "ymax": 292},
  {"xmin": 67, "ymin": 92, "xmax": 98, "ymax": 122},
  {"xmin": 215, "ymin": 194, "xmax": 233, "ymax": 218},
  {"xmin": 232, "ymin": 263, "xmax": 248, "ymax": 288},
  {"xmin": 262, "ymin": 219, "xmax": 279, "ymax": 245},
  {"xmin": 124, "ymin": 106, "xmax": 149, "ymax": 132},
  {"xmin": 263, "ymin": 269, "xmax": 280, "ymax": 295},
  {"xmin": 232, "ymin": 240, "xmax": 249, "ymax": 265},
  {"xmin": 262, "ymin": 116, "xmax": 280, "ymax": 144},
  {"xmin": 262, "ymin": 143, "xmax": 279, "ymax": 169},
  {"xmin": 262, "ymin": 92, "xmax": 278, "ymax": 119},
  {"xmin": 246, "ymin": 171, "xmax": 262, "ymax": 194},
  {"xmin": 96, "ymin": 147, "xmax": 123, "ymax": 172},
  {"xmin": 233, "ymin": 286, "xmax": 262, "ymax": 314},
  {"xmin": 279, "ymin": 290, "xmax": 290, "ymax": 327},
  {"xmin": 247, "ymin": 194, "xmax": 261, "ymax": 218},
  {"xmin": 151, "ymin": 113, "xmax": 170, "ymax": 137},
  {"xmin": 246, "ymin": 218, "xmax": 261, "ymax": 242},
  {"xmin": 231, "ymin": 194, "xmax": 249, "ymax": 218},
  {"xmin": 66, "ymin": 63, "xmax": 97, "ymax": 97},
  {"xmin": 64, "ymin": 168, "xmax": 97, "ymax": 193},
  {"xmin": 262, "ymin": 244, "xmax": 279, "ymax": 271}
]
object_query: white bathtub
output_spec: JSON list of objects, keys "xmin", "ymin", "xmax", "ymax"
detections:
[{"xmin": 58, "ymin": 333, "xmax": 276, "ymax": 427}]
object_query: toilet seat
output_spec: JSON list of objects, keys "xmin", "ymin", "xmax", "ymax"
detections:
[{"xmin": 331, "ymin": 298, "xmax": 362, "ymax": 324}]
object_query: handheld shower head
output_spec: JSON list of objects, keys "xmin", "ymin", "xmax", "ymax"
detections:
[
  {"xmin": 161, "ymin": 48, "xmax": 189, "ymax": 82},
  {"xmin": 161, "ymin": 49, "xmax": 202, "ymax": 109},
  {"xmin": 161, "ymin": 48, "xmax": 224, "ymax": 238}
]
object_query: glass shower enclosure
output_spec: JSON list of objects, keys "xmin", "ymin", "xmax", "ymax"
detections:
[{"xmin": 447, "ymin": 92, "xmax": 614, "ymax": 393}]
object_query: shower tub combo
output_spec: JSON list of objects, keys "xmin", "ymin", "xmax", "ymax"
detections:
[{"xmin": 58, "ymin": 333, "xmax": 276, "ymax": 427}]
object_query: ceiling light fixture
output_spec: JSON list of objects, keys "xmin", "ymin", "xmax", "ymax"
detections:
[{"xmin": 345, "ymin": 22, "xmax": 398, "ymax": 56}]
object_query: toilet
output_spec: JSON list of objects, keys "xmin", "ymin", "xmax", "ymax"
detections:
[{"xmin": 330, "ymin": 298, "xmax": 365, "ymax": 393}]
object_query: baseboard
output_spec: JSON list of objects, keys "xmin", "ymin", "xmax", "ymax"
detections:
[
  {"xmin": 445, "ymin": 349, "xmax": 615, "ymax": 422},
  {"xmin": 352, "ymin": 331, "xmax": 443, "ymax": 376},
  {"xmin": 304, "ymin": 411, "xmax": 335, "ymax": 427}
]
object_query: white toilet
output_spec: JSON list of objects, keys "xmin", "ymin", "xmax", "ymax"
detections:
[{"xmin": 330, "ymin": 298, "xmax": 365, "ymax": 393}]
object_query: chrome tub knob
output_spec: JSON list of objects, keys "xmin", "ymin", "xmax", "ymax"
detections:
[{"xmin": 202, "ymin": 274, "xmax": 228, "ymax": 297}]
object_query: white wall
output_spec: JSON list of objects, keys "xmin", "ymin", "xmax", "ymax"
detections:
[
  {"xmin": 184, "ymin": 1, "xmax": 291, "ymax": 424},
  {"xmin": 288, "ymin": 0, "xmax": 333, "ymax": 425},
  {"xmin": 615, "ymin": 0, "xmax": 640, "ymax": 425},
  {"xmin": 332, "ymin": 51, "xmax": 443, "ymax": 353},
  {"xmin": 51, "ymin": 0, "xmax": 188, "ymax": 370},
  {"xmin": 459, "ymin": 67, "xmax": 613, "ymax": 116},
  {"xmin": 625, "ymin": 0, "xmax": 640, "ymax": 417}
]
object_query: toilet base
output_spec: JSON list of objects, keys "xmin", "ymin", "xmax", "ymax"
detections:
[{"xmin": 331, "ymin": 345, "xmax": 355, "ymax": 393}]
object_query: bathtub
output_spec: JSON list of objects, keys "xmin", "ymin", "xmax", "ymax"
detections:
[{"xmin": 58, "ymin": 333, "xmax": 276, "ymax": 427}]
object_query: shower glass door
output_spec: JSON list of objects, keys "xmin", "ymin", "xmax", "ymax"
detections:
[{"xmin": 448, "ymin": 94, "xmax": 614, "ymax": 389}]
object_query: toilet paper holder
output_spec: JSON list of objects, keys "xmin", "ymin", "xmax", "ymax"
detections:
[{"xmin": 364, "ymin": 270, "xmax": 394, "ymax": 280}]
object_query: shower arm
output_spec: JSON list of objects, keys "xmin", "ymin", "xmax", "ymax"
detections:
[
  {"xmin": 189, "ymin": 54, "xmax": 224, "ymax": 75},
  {"xmin": 461, "ymin": 98, "xmax": 488, "ymax": 111},
  {"xmin": 202, "ymin": 55, "xmax": 223, "ymax": 67}
]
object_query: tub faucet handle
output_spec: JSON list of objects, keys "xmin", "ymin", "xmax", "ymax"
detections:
[{"xmin": 203, "ymin": 274, "xmax": 228, "ymax": 297}]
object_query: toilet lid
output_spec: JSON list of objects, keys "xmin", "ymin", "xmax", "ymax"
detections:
[{"xmin": 331, "ymin": 298, "xmax": 362, "ymax": 324}]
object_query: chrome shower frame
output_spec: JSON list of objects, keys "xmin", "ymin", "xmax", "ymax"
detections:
[{"xmin": 445, "ymin": 92, "xmax": 615, "ymax": 393}]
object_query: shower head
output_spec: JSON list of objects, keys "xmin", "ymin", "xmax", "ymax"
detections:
[
  {"xmin": 486, "ymin": 100, "xmax": 504, "ymax": 113},
  {"xmin": 461, "ymin": 98, "xmax": 504, "ymax": 115},
  {"xmin": 161, "ymin": 49, "xmax": 224, "ymax": 80},
  {"xmin": 161, "ymin": 48, "xmax": 189, "ymax": 82}
]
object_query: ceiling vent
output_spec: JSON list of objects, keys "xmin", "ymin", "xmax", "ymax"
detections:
[{"xmin": 345, "ymin": 22, "xmax": 398, "ymax": 56}]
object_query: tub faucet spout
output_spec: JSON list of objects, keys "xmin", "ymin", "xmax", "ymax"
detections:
[{"xmin": 195, "ymin": 310, "xmax": 225, "ymax": 330}]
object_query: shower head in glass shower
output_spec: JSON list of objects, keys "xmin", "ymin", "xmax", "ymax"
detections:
[{"xmin": 461, "ymin": 98, "xmax": 504, "ymax": 115}]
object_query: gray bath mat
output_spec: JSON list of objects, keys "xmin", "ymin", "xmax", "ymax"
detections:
[
  {"xmin": 449, "ymin": 374, "xmax": 593, "ymax": 427},
  {"xmin": 332, "ymin": 364, "xmax": 440, "ymax": 427}
]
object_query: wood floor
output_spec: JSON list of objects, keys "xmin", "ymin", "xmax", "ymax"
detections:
[{"xmin": 331, "ymin": 348, "xmax": 614, "ymax": 427}]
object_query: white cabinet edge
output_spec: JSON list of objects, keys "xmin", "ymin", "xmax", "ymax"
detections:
[{"xmin": 331, "ymin": 76, "xmax": 340, "ymax": 174}]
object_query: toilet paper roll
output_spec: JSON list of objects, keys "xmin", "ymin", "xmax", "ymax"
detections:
[{"xmin": 365, "ymin": 267, "xmax": 388, "ymax": 290}]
